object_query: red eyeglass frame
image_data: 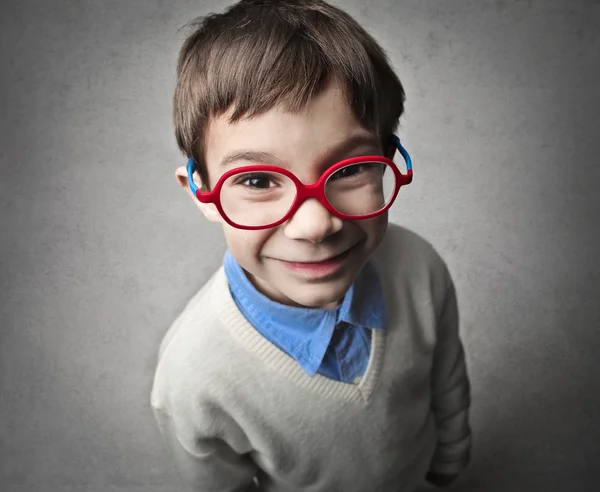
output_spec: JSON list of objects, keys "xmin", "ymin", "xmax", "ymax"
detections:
[{"xmin": 186, "ymin": 134, "xmax": 413, "ymax": 230}]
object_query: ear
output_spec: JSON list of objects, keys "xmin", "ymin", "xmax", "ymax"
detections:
[
  {"xmin": 383, "ymin": 139, "xmax": 396, "ymax": 160},
  {"xmin": 174, "ymin": 166, "xmax": 224, "ymax": 224}
]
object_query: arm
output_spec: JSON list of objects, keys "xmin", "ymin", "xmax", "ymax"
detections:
[
  {"xmin": 427, "ymin": 274, "xmax": 472, "ymax": 482},
  {"xmin": 152, "ymin": 406, "xmax": 260, "ymax": 492}
]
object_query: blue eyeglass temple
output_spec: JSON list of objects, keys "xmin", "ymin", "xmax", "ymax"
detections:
[{"xmin": 186, "ymin": 134, "xmax": 412, "ymax": 195}]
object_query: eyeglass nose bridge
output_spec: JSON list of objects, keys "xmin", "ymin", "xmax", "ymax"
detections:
[
  {"xmin": 277, "ymin": 178, "xmax": 337, "ymax": 222},
  {"xmin": 294, "ymin": 179, "xmax": 328, "ymax": 201}
]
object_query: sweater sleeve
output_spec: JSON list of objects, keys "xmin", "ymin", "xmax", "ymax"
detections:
[
  {"xmin": 152, "ymin": 405, "xmax": 260, "ymax": 492},
  {"xmin": 428, "ymin": 273, "xmax": 472, "ymax": 476}
]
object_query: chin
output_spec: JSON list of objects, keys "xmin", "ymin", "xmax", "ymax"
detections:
[{"xmin": 284, "ymin": 281, "xmax": 351, "ymax": 310}]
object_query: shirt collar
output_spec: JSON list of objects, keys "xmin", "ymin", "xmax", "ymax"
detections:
[{"xmin": 223, "ymin": 250, "xmax": 386, "ymax": 375}]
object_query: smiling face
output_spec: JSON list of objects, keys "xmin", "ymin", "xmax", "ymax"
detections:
[{"xmin": 176, "ymin": 82, "xmax": 393, "ymax": 309}]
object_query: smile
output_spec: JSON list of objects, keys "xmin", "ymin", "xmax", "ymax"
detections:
[{"xmin": 276, "ymin": 244, "xmax": 356, "ymax": 278}]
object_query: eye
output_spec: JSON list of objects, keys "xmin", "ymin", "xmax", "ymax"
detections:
[
  {"xmin": 330, "ymin": 163, "xmax": 377, "ymax": 181},
  {"xmin": 233, "ymin": 173, "xmax": 280, "ymax": 189}
]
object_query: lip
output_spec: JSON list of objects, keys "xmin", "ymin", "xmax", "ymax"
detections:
[{"xmin": 277, "ymin": 244, "xmax": 357, "ymax": 278}]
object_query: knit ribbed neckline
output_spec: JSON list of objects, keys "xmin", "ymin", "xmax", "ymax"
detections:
[{"xmin": 210, "ymin": 267, "xmax": 386, "ymax": 406}]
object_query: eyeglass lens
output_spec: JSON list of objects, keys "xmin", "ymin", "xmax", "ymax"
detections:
[{"xmin": 219, "ymin": 162, "xmax": 397, "ymax": 227}]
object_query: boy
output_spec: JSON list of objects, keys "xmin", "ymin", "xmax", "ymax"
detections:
[{"xmin": 150, "ymin": 1, "xmax": 472, "ymax": 491}]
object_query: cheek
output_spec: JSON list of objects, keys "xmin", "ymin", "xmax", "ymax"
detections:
[
  {"xmin": 357, "ymin": 213, "xmax": 388, "ymax": 245},
  {"xmin": 222, "ymin": 227, "xmax": 271, "ymax": 266}
]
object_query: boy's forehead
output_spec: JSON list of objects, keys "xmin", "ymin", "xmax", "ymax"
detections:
[
  {"xmin": 204, "ymin": 83, "xmax": 380, "ymax": 169},
  {"xmin": 206, "ymin": 121, "xmax": 380, "ymax": 172}
]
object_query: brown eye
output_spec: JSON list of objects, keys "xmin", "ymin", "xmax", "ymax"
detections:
[
  {"xmin": 234, "ymin": 173, "xmax": 279, "ymax": 189},
  {"xmin": 330, "ymin": 163, "xmax": 377, "ymax": 181}
]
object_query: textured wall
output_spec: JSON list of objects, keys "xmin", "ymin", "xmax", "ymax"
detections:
[{"xmin": 1, "ymin": 1, "xmax": 599, "ymax": 491}]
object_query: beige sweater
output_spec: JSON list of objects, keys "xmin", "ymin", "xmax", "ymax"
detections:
[{"xmin": 150, "ymin": 223, "xmax": 472, "ymax": 492}]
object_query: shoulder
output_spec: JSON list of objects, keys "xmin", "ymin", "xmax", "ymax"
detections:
[
  {"xmin": 374, "ymin": 222, "xmax": 451, "ymax": 280},
  {"xmin": 151, "ymin": 267, "xmax": 232, "ymax": 409},
  {"xmin": 371, "ymin": 222, "xmax": 453, "ymax": 311},
  {"xmin": 156, "ymin": 267, "xmax": 222, "ymax": 363}
]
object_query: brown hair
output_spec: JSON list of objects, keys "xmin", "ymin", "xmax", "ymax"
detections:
[{"xmin": 173, "ymin": 0, "xmax": 405, "ymax": 191}]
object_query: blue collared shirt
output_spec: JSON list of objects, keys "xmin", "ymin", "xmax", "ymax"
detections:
[{"xmin": 223, "ymin": 250, "xmax": 387, "ymax": 383}]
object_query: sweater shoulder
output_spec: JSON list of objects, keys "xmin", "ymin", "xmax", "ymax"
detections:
[
  {"xmin": 150, "ymin": 266, "xmax": 237, "ymax": 412},
  {"xmin": 155, "ymin": 267, "xmax": 222, "ymax": 362},
  {"xmin": 371, "ymin": 223, "xmax": 452, "ymax": 313},
  {"xmin": 374, "ymin": 223, "xmax": 451, "ymax": 279}
]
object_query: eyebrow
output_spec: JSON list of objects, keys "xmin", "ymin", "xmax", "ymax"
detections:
[{"xmin": 218, "ymin": 133, "xmax": 382, "ymax": 170}]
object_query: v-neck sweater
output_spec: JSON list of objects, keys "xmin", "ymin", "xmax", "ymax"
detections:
[
  {"xmin": 150, "ymin": 224, "xmax": 472, "ymax": 492},
  {"xmin": 223, "ymin": 248, "xmax": 387, "ymax": 384}
]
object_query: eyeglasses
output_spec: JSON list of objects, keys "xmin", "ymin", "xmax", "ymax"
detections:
[{"xmin": 186, "ymin": 134, "xmax": 413, "ymax": 230}]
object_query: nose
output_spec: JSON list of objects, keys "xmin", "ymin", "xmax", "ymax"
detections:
[{"xmin": 282, "ymin": 197, "xmax": 343, "ymax": 243}]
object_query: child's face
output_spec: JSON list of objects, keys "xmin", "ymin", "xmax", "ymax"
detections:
[{"xmin": 178, "ymin": 82, "xmax": 391, "ymax": 309}]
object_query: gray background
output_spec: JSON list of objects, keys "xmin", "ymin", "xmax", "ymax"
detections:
[{"xmin": 1, "ymin": 0, "xmax": 599, "ymax": 491}]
